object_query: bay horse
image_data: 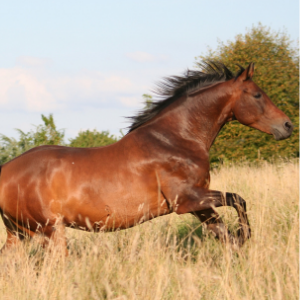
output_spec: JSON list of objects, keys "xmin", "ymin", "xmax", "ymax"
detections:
[{"xmin": 0, "ymin": 61, "xmax": 293, "ymax": 253}]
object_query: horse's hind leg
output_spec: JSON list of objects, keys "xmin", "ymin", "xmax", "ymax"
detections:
[
  {"xmin": 0, "ymin": 211, "xmax": 26, "ymax": 253},
  {"xmin": 0, "ymin": 229, "xmax": 24, "ymax": 253},
  {"xmin": 0, "ymin": 220, "xmax": 34, "ymax": 254}
]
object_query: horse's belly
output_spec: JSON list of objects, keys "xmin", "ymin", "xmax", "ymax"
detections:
[{"xmin": 62, "ymin": 190, "xmax": 169, "ymax": 231}]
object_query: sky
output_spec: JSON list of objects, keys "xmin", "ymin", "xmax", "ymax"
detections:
[{"xmin": 0, "ymin": 0, "xmax": 298, "ymax": 141}]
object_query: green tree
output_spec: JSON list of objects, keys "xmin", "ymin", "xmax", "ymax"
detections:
[
  {"xmin": 197, "ymin": 24, "xmax": 299, "ymax": 165},
  {"xmin": 0, "ymin": 114, "xmax": 64, "ymax": 164},
  {"xmin": 69, "ymin": 129, "xmax": 118, "ymax": 148},
  {"xmin": 142, "ymin": 93, "xmax": 153, "ymax": 109}
]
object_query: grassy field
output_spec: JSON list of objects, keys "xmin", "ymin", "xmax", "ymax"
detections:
[{"xmin": 0, "ymin": 160, "xmax": 298, "ymax": 300}]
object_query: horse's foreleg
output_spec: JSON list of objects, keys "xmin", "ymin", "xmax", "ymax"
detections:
[
  {"xmin": 224, "ymin": 192, "xmax": 251, "ymax": 244},
  {"xmin": 192, "ymin": 209, "xmax": 234, "ymax": 244},
  {"xmin": 176, "ymin": 190, "xmax": 251, "ymax": 246}
]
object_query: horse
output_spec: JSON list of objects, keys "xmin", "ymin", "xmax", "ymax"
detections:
[{"xmin": 0, "ymin": 61, "xmax": 293, "ymax": 253}]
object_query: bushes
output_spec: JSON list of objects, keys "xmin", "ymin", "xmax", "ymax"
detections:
[
  {"xmin": 0, "ymin": 114, "xmax": 118, "ymax": 164},
  {"xmin": 0, "ymin": 114, "xmax": 64, "ymax": 164},
  {"xmin": 69, "ymin": 129, "xmax": 118, "ymax": 148}
]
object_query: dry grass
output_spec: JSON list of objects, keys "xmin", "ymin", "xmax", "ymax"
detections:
[{"xmin": 0, "ymin": 160, "xmax": 298, "ymax": 300}]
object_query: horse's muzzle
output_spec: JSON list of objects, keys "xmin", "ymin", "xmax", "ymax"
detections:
[{"xmin": 272, "ymin": 121, "xmax": 294, "ymax": 141}]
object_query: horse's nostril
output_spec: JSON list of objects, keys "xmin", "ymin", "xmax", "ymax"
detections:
[{"xmin": 284, "ymin": 121, "xmax": 292, "ymax": 130}]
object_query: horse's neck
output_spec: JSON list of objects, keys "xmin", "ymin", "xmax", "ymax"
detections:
[
  {"xmin": 187, "ymin": 84, "xmax": 233, "ymax": 150},
  {"xmin": 151, "ymin": 83, "xmax": 233, "ymax": 152}
]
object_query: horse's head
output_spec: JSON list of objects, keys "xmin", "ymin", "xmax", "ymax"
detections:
[{"xmin": 232, "ymin": 63, "xmax": 293, "ymax": 140}]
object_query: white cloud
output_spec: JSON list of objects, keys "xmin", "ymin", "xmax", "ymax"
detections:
[
  {"xmin": 0, "ymin": 61, "xmax": 146, "ymax": 112},
  {"xmin": 16, "ymin": 56, "xmax": 52, "ymax": 68},
  {"xmin": 126, "ymin": 51, "xmax": 168, "ymax": 63},
  {"xmin": 0, "ymin": 67, "xmax": 58, "ymax": 111}
]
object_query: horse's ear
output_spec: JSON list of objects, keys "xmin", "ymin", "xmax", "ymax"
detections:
[{"xmin": 239, "ymin": 62, "xmax": 255, "ymax": 81}]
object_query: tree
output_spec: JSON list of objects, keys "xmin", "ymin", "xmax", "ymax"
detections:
[
  {"xmin": 197, "ymin": 24, "xmax": 299, "ymax": 165},
  {"xmin": 142, "ymin": 94, "xmax": 153, "ymax": 109},
  {"xmin": 69, "ymin": 129, "xmax": 118, "ymax": 148},
  {"xmin": 0, "ymin": 114, "xmax": 65, "ymax": 164}
]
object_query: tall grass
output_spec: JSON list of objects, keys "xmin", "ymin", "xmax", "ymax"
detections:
[{"xmin": 0, "ymin": 160, "xmax": 298, "ymax": 300}]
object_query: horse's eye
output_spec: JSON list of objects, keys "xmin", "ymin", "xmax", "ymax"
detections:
[{"xmin": 254, "ymin": 93, "xmax": 261, "ymax": 99}]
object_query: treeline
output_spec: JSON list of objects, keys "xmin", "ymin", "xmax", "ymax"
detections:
[
  {"xmin": 0, "ymin": 114, "xmax": 118, "ymax": 164},
  {"xmin": 0, "ymin": 24, "xmax": 298, "ymax": 166}
]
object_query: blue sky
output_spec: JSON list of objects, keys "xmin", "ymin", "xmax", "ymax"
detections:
[{"xmin": 0, "ymin": 0, "xmax": 298, "ymax": 140}]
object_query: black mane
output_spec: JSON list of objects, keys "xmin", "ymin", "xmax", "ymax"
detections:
[{"xmin": 127, "ymin": 61, "xmax": 244, "ymax": 133}]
